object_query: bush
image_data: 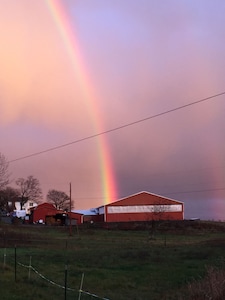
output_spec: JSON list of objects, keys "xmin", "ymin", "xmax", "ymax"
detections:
[{"xmin": 179, "ymin": 266, "xmax": 225, "ymax": 299}]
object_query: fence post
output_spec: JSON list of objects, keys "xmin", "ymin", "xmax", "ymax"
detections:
[
  {"xmin": 28, "ymin": 256, "xmax": 32, "ymax": 280},
  {"xmin": 3, "ymin": 248, "xmax": 6, "ymax": 271},
  {"xmin": 14, "ymin": 245, "xmax": 17, "ymax": 282},
  {"xmin": 64, "ymin": 264, "xmax": 68, "ymax": 300},
  {"xmin": 78, "ymin": 273, "xmax": 84, "ymax": 300}
]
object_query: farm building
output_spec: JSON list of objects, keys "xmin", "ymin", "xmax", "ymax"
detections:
[
  {"xmin": 72, "ymin": 209, "xmax": 104, "ymax": 223},
  {"xmin": 30, "ymin": 203, "xmax": 83, "ymax": 225},
  {"xmin": 96, "ymin": 191, "xmax": 184, "ymax": 223}
]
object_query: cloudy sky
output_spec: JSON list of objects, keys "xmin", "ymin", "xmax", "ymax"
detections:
[{"xmin": 1, "ymin": 0, "xmax": 225, "ymax": 220}]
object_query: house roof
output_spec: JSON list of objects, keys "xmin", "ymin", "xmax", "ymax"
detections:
[{"xmin": 104, "ymin": 191, "xmax": 184, "ymax": 207}]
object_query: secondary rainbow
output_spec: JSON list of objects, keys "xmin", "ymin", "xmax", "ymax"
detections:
[{"xmin": 46, "ymin": 0, "xmax": 117, "ymax": 204}]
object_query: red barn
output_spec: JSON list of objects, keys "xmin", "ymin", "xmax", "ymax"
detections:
[
  {"xmin": 98, "ymin": 191, "xmax": 184, "ymax": 222},
  {"xmin": 30, "ymin": 203, "xmax": 83, "ymax": 225},
  {"xmin": 31, "ymin": 203, "xmax": 57, "ymax": 223}
]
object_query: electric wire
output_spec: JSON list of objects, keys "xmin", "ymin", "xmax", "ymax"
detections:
[
  {"xmin": 163, "ymin": 187, "xmax": 225, "ymax": 195},
  {"xmin": 73, "ymin": 187, "xmax": 225, "ymax": 201},
  {"xmin": 9, "ymin": 91, "xmax": 225, "ymax": 163}
]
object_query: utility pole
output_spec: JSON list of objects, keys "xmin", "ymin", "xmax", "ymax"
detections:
[{"xmin": 69, "ymin": 182, "xmax": 72, "ymax": 236}]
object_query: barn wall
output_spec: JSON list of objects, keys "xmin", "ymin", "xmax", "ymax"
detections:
[
  {"xmin": 106, "ymin": 211, "xmax": 183, "ymax": 222},
  {"xmin": 83, "ymin": 215, "xmax": 104, "ymax": 223},
  {"xmin": 67, "ymin": 212, "xmax": 83, "ymax": 224},
  {"xmin": 33, "ymin": 208, "xmax": 56, "ymax": 223},
  {"xmin": 105, "ymin": 201, "xmax": 184, "ymax": 222}
]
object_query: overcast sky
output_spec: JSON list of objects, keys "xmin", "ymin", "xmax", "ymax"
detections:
[{"xmin": 1, "ymin": 0, "xmax": 225, "ymax": 220}]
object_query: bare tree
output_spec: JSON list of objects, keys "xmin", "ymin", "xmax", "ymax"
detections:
[
  {"xmin": 47, "ymin": 189, "xmax": 70, "ymax": 210},
  {"xmin": 145, "ymin": 201, "xmax": 167, "ymax": 240},
  {"xmin": 0, "ymin": 153, "xmax": 10, "ymax": 190},
  {"xmin": 16, "ymin": 175, "xmax": 42, "ymax": 210},
  {"xmin": 0, "ymin": 186, "xmax": 20, "ymax": 213}
]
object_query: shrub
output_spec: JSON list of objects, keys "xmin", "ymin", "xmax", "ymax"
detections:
[{"xmin": 179, "ymin": 266, "xmax": 225, "ymax": 299}]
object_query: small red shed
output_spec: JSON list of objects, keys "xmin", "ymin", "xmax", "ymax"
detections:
[
  {"xmin": 30, "ymin": 202, "xmax": 83, "ymax": 225},
  {"xmin": 31, "ymin": 203, "xmax": 57, "ymax": 223}
]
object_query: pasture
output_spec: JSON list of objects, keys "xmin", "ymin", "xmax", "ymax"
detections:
[{"xmin": 1, "ymin": 220, "xmax": 225, "ymax": 299}]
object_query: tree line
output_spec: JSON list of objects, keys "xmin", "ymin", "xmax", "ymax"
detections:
[{"xmin": 0, "ymin": 152, "xmax": 70, "ymax": 214}]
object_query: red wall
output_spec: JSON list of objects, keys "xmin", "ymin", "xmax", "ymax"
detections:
[
  {"xmin": 105, "ymin": 211, "xmax": 183, "ymax": 222},
  {"xmin": 67, "ymin": 212, "xmax": 83, "ymax": 224}
]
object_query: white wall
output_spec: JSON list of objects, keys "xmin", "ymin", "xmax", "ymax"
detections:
[{"xmin": 13, "ymin": 200, "xmax": 38, "ymax": 214}]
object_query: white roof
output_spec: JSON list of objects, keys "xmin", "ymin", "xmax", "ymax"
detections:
[{"xmin": 72, "ymin": 209, "xmax": 98, "ymax": 216}]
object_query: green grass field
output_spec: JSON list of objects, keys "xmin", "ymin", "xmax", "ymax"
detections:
[{"xmin": 1, "ymin": 221, "xmax": 225, "ymax": 300}]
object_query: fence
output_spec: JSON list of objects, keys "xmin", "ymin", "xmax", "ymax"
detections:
[{"xmin": 2, "ymin": 246, "xmax": 110, "ymax": 300}]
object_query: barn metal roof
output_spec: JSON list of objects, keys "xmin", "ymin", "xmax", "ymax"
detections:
[{"xmin": 104, "ymin": 191, "xmax": 184, "ymax": 207}]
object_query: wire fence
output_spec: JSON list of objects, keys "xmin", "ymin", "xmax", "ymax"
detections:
[{"xmin": 2, "ymin": 247, "xmax": 110, "ymax": 300}]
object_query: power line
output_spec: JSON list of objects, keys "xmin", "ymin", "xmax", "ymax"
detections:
[
  {"xmin": 68, "ymin": 187, "xmax": 225, "ymax": 202},
  {"xmin": 163, "ymin": 187, "xmax": 225, "ymax": 195},
  {"xmin": 9, "ymin": 91, "xmax": 225, "ymax": 163}
]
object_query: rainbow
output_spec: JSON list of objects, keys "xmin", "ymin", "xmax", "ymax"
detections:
[{"xmin": 46, "ymin": 0, "xmax": 117, "ymax": 204}]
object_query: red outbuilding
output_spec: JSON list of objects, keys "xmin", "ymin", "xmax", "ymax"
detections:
[
  {"xmin": 30, "ymin": 202, "xmax": 83, "ymax": 225},
  {"xmin": 97, "ymin": 191, "xmax": 184, "ymax": 223}
]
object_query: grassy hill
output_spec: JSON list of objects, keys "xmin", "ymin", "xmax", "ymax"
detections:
[{"xmin": 1, "ymin": 220, "xmax": 225, "ymax": 299}]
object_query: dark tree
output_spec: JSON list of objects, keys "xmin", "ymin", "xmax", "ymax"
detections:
[
  {"xmin": 47, "ymin": 189, "xmax": 70, "ymax": 210},
  {"xmin": 0, "ymin": 153, "xmax": 10, "ymax": 190},
  {"xmin": 0, "ymin": 186, "xmax": 20, "ymax": 213},
  {"xmin": 16, "ymin": 175, "xmax": 42, "ymax": 210}
]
